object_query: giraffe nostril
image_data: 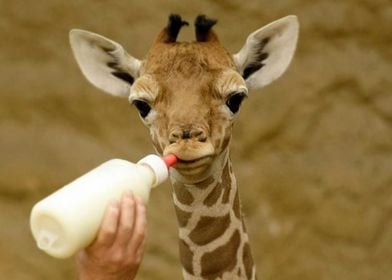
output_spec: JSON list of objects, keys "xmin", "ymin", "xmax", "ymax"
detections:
[
  {"xmin": 198, "ymin": 135, "xmax": 207, "ymax": 142},
  {"xmin": 169, "ymin": 130, "xmax": 181, "ymax": 143},
  {"xmin": 183, "ymin": 129, "xmax": 191, "ymax": 139},
  {"xmin": 193, "ymin": 130, "xmax": 207, "ymax": 142},
  {"xmin": 169, "ymin": 128, "xmax": 207, "ymax": 143}
]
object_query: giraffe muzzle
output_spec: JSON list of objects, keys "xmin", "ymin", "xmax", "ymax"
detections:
[{"xmin": 164, "ymin": 141, "xmax": 214, "ymax": 162}]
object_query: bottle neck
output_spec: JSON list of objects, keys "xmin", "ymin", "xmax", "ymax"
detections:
[{"xmin": 137, "ymin": 154, "xmax": 170, "ymax": 187}]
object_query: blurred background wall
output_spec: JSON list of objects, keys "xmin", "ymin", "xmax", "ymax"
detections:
[{"xmin": 1, "ymin": 0, "xmax": 391, "ymax": 279}]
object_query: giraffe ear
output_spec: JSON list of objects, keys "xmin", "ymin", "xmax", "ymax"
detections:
[
  {"xmin": 233, "ymin": 16, "xmax": 299, "ymax": 90},
  {"xmin": 69, "ymin": 29, "xmax": 141, "ymax": 97}
]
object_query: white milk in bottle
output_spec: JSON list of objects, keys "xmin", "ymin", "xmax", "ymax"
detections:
[{"xmin": 30, "ymin": 154, "xmax": 176, "ymax": 259}]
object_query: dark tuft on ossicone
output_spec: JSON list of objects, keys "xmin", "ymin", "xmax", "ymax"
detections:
[
  {"xmin": 195, "ymin": 15, "xmax": 217, "ymax": 42},
  {"xmin": 166, "ymin": 14, "xmax": 189, "ymax": 43}
]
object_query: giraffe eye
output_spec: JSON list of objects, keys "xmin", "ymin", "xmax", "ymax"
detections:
[
  {"xmin": 226, "ymin": 92, "xmax": 246, "ymax": 114},
  {"xmin": 132, "ymin": 100, "xmax": 151, "ymax": 118}
]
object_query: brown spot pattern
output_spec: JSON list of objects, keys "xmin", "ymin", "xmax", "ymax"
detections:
[
  {"xmin": 221, "ymin": 163, "xmax": 232, "ymax": 203},
  {"xmin": 194, "ymin": 175, "xmax": 215, "ymax": 189},
  {"xmin": 200, "ymin": 229, "xmax": 241, "ymax": 279},
  {"xmin": 189, "ymin": 213, "xmax": 231, "ymax": 245},
  {"xmin": 222, "ymin": 186, "xmax": 231, "ymax": 204},
  {"xmin": 174, "ymin": 205, "xmax": 192, "ymax": 227},
  {"xmin": 179, "ymin": 238, "xmax": 194, "ymax": 274},
  {"xmin": 233, "ymin": 191, "xmax": 241, "ymax": 219},
  {"xmin": 173, "ymin": 182, "xmax": 194, "ymax": 205},
  {"xmin": 242, "ymin": 242, "xmax": 254, "ymax": 279},
  {"xmin": 203, "ymin": 184, "xmax": 222, "ymax": 206}
]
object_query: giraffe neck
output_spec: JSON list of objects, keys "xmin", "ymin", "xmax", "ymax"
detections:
[{"xmin": 170, "ymin": 153, "xmax": 256, "ymax": 279}]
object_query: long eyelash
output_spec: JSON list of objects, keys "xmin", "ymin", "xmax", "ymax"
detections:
[
  {"xmin": 226, "ymin": 92, "xmax": 246, "ymax": 114},
  {"xmin": 132, "ymin": 100, "xmax": 151, "ymax": 118}
]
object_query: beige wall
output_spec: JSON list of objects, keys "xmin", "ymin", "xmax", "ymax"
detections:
[{"xmin": 1, "ymin": 0, "xmax": 391, "ymax": 279}]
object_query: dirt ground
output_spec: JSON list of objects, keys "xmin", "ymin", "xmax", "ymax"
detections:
[{"xmin": 1, "ymin": 0, "xmax": 391, "ymax": 279}]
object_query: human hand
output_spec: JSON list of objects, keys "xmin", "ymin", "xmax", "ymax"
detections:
[{"xmin": 75, "ymin": 192, "xmax": 147, "ymax": 280}]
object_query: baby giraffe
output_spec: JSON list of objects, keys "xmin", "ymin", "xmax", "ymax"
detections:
[{"xmin": 70, "ymin": 14, "xmax": 299, "ymax": 280}]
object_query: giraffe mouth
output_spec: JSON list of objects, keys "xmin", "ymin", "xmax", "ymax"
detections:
[
  {"xmin": 175, "ymin": 156, "xmax": 213, "ymax": 169},
  {"xmin": 163, "ymin": 141, "xmax": 215, "ymax": 175},
  {"xmin": 164, "ymin": 142, "xmax": 214, "ymax": 161},
  {"xmin": 173, "ymin": 156, "xmax": 214, "ymax": 176}
]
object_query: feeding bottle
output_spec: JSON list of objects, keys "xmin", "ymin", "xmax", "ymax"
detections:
[{"xmin": 30, "ymin": 154, "xmax": 177, "ymax": 259}]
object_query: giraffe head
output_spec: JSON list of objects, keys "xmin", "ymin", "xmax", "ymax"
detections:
[{"xmin": 70, "ymin": 14, "xmax": 299, "ymax": 183}]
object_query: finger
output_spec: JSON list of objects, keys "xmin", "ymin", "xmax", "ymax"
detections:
[
  {"xmin": 135, "ymin": 238, "xmax": 146, "ymax": 262},
  {"xmin": 93, "ymin": 200, "xmax": 120, "ymax": 249},
  {"xmin": 127, "ymin": 196, "xmax": 147, "ymax": 253},
  {"xmin": 114, "ymin": 191, "xmax": 136, "ymax": 248}
]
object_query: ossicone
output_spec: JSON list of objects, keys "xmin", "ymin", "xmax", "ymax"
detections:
[
  {"xmin": 194, "ymin": 14, "xmax": 218, "ymax": 42},
  {"xmin": 160, "ymin": 14, "xmax": 189, "ymax": 43}
]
